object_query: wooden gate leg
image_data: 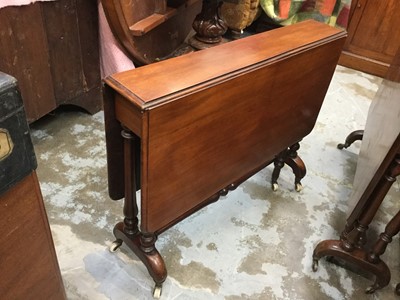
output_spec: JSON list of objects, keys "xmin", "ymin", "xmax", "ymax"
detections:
[{"xmin": 109, "ymin": 127, "xmax": 167, "ymax": 298}]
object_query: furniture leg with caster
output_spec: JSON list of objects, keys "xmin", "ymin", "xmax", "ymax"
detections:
[
  {"xmin": 111, "ymin": 223, "xmax": 167, "ymax": 298},
  {"xmin": 108, "ymin": 127, "xmax": 167, "ymax": 298},
  {"xmin": 271, "ymin": 142, "xmax": 306, "ymax": 192}
]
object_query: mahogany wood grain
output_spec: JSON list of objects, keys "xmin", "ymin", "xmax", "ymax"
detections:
[
  {"xmin": 0, "ymin": 172, "xmax": 66, "ymax": 299},
  {"xmin": 105, "ymin": 20, "xmax": 346, "ymax": 233}
]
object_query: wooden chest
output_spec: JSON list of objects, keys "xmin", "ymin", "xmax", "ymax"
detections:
[{"xmin": 0, "ymin": 72, "xmax": 36, "ymax": 194}]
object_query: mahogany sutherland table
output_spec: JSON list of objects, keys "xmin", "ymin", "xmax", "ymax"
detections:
[{"xmin": 103, "ymin": 20, "xmax": 346, "ymax": 297}]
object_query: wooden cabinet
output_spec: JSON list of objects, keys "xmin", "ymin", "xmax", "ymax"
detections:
[
  {"xmin": 0, "ymin": 0, "xmax": 102, "ymax": 122},
  {"xmin": 0, "ymin": 172, "xmax": 67, "ymax": 300},
  {"xmin": 339, "ymin": 0, "xmax": 400, "ymax": 77},
  {"xmin": 0, "ymin": 70, "xmax": 66, "ymax": 299}
]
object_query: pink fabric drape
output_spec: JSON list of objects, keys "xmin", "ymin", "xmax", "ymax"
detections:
[{"xmin": 97, "ymin": 0, "xmax": 135, "ymax": 79}]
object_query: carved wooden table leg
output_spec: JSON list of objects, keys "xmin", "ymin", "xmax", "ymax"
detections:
[
  {"xmin": 337, "ymin": 129, "xmax": 364, "ymax": 149},
  {"xmin": 189, "ymin": 0, "xmax": 228, "ymax": 50},
  {"xmin": 271, "ymin": 142, "xmax": 306, "ymax": 192},
  {"xmin": 312, "ymin": 154, "xmax": 400, "ymax": 293},
  {"xmin": 110, "ymin": 127, "xmax": 167, "ymax": 298}
]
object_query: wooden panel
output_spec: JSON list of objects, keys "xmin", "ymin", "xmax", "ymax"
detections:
[
  {"xmin": 42, "ymin": 0, "xmax": 87, "ymax": 102},
  {"xmin": 0, "ymin": 4, "xmax": 56, "ymax": 122},
  {"xmin": 142, "ymin": 40, "xmax": 345, "ymax": 232},
  {"xmin": 346, "ymin": 0, "xmax": 400, "ymax": 63},
  {"xmin": 76, "ymin": 0, "xmax": 101, "ymax": 92},
  {"xmin": 0, "ymin": 172, "xmax": 66, "ymax": 300},
  {"xmin": 338, "ymin": 52, "xmax": 388, "ymax": 78},
  {"xmin": 340, "ymin": 0, "xmax": 400, "ymax": 77},
  {"xmin": 64, "ymin": 0, "xmax": 102, "ymax": 114},
  {"xmin": 41, "ymin": 0, "xmax": 102, "ymax": 114},
  {"xmin": 0, "ymin": 0, "xmax": 101, "ymax": 122},
  {"xmin": 115, "ymin": 94, "xmax": 143, "ymax": 136}
]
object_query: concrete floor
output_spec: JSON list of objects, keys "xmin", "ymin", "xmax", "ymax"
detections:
[{"xmin": 30, "ymin": 66, "xmax": 399, "ymax": 299}]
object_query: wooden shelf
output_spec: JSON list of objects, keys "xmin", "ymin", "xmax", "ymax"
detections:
[
  {"xmin": 130, "ymin": 7, "xmax": 177, "ymax": 36},
  {"xmin": 129, "ymin": 0, "xmax": 201, "ymax": 37}
]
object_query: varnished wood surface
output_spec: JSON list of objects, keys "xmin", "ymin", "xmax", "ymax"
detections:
[
  {"xmin": 339, "ymin": 0, "xmax": 400, "ymax": 77},
  {"xmin": 105, "ymin": 20, "xmax": 346, "ymax": 233},
  {"xmin": 0, "ymin": 172, "xmax": 66, "ymax": 300},
  {"xmin": 106, "ymin": 20, "xmax": 345, "ymax": 109}
]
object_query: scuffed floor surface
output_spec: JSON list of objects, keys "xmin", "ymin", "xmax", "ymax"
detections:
[{"xmin": 30, "ymin": 66, "xmax": 399, "ymax": 300}]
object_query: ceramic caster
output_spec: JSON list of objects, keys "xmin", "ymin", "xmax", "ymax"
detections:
[
  {"xmin": 272, "ymin": 183, "xmax": 279, "ymax": 191},
  {"xmin": 312, "ymin": 259, "xmax": 318, "ymax": 272},
  {"xmin": 295, "ymin": 183, "xmax": 303, "ymax": 192},
  {"xmin": 365, "ymin": 284, "xmax": 378, "ymax": 294},
  {"xmin": 153, "ymin": 284, "xmax": 162, "ymax": 299},
  {"xmin": 109, "ymin": 239, "xmax": 123, "ymax": 253}
]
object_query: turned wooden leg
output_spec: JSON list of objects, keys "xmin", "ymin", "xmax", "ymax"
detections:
[
  {"xmin": 365, "ymin": 210, "xmax": 400, "ymax": 293},
  {"xmin": 271, "ymin": 142, "xmax": 306, "ymax": 192},
  {"xmin": 110, "ymin": 127, "xmax": 139, "ymax": 252},
  {"xmin": 271, "ymin": 152, "xmax": 285, "ymax": 191},
  {"xmin": 367, "ymin": 156, "xmax": 400, "ymax": 293},
  {"xmin": 344, "ymin": 154, "xmax": 400, "ymax": 251},
  {"xmin": 189, "ymin": 0, "xmax": 228, "ymax": 50},
  {"xmin": 337, "ymin": 129, "xmax": 364, "ymax": 149},
  {"xmin": 368, "ymin": 212, "xmax": 400, "ymax": 264},
  {"xmin": 110, "ymin": 127, "xmax": 167, "ymax": 298},
  {"xmin": 285, "ymin": 143, "xmax": 306, "ymax": 191}
]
